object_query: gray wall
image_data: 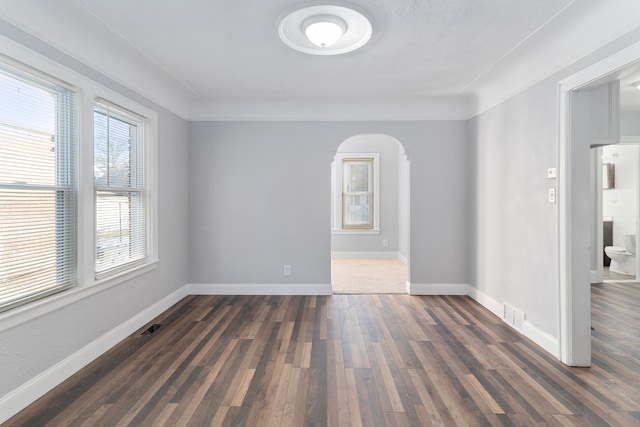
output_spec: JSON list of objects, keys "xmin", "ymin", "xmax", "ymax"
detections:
[
  {"xmin": 467, "ymin": 28, "xmax": 640, "ymax": 339},
  {"xmin": 189, "ymin": 121, "xmax": 468, "ymax": 285},
  {"xmin": 331, "ymin": 134, "xmax": 402, "ymax": 253},
  {"xmin": 621, "ymin": 110, "xmax": 640, "ymax": 136},
  {"xmin": 0, "ymin": 23, "xmax": 190, "ymax": 398}
]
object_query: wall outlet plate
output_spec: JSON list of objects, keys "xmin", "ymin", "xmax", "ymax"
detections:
[{"xmin": 547, "ymin": 168, "xmax": 557, "ymax": 179}]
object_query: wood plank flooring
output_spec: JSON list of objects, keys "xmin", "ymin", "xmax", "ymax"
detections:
[{"xmin": 6, "ymin": 282, "xmax": 640, "ymax": 426}]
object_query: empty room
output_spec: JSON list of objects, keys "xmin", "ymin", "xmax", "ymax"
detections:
[{"xmin": 2, "ymin": 1, "xmax": 640, "ymax": 425}]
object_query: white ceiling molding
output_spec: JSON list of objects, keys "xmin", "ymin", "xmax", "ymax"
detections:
[
  {"xmin": 0, "ymin": 1, "xmax": 193, "ymax": 119},
  {"xmin": 466, "ymin": 0, "xmax": 640, "ymax": 117},
  {"xmin": 2, "ymin": 1, "xmax": 640, "ymax": 122},
  {"xmin": 189, "ymin": 96, "xmax": 473, "ymax": 122}
]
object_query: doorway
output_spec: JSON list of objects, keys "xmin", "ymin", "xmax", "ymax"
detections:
[
  {"xmin": 330, "ymin": 134, "xmax": 410, "ymax": 293},
  {"xmin": 591, "ymin": 143, "xmax": 640, "ymax": 284},
  {"xmin": 559, "ymin": 40, "xmax": 640, "ymax": 366}
]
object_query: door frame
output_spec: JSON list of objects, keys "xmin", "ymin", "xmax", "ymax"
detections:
[{"xmin": 558, "ymin": 40, "xmax": 640, "ymax": 366}]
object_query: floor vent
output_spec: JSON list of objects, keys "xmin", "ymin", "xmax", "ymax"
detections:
[
  {"xmin": 141, "ymin": 323, "xmax": 162, "ymax": 335},
  {"xmin": 503, "ymin": 303, "xmax": 525, "ymax": 332}
]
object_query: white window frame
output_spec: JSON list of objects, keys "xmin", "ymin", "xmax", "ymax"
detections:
[
  {"xmin": 93, "ymin": 99, "xmax": 151, "ymax": 279},
  {"xmin": 332, "ymin": 152, "xmax": 380, "ymax": 234},
  {"xmin": 0, "ymin": 37, "xmax": 158, "ymax": 331},
  {"xmin": 0, "ymin": 59, "xmax": 78, "ymax": 313}
]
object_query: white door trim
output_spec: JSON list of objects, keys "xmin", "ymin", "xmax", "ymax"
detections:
[{"xmin": 558, "ymin": 40, "xmax": 640, "ymax": 366}]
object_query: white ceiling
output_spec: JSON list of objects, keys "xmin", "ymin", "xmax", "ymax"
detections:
[
  {"xmin": 1, "ymin": 0, "xmax": 640, "ymax": 120},
  {"xmin": 75, "ymin": 0, "xmax": 574, "ymax": 97}
]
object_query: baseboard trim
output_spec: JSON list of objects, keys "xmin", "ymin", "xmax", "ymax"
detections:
[
  {"xmin": 467, "ymin": 286, "xmax": 502, "ymax": 319},
  {"xmin": 331, "ymin": 251, "xmax": 401, "ymax": 259},
  {"xmin": 523, "ymin": 320, "xmax": 560, "ymax": 358},
  {"xmin": 187, "ymin": 283, "xmax": 332, "ymax": 296},
  {"xmin": 398, "ymin": 253, "xmax": 408, "ymax": 265},
  {"xmin": 408, "ymin": 283, "xmax": 559, "ymax": 359},
  {"xmin": 408, "ymin": 282, "xmax": 471, "ymax": 295},
  {"xmin": 0, "ymin": 280, "xmax": 558, "ymax": 423},
  {"xmin": 0, "ymin": 287, "xmax": 188, "ymax": 425}
]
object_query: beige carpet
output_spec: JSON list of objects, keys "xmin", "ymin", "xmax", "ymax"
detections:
[{"xmin": 331, "ymin": 258, "xmax": 407, "ymax": 294}]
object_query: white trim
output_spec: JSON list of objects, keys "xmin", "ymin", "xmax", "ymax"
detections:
[
  {"xmin": 331, "ymin": 251, "xmax": 401, "ymax": 259},
  {"xmin": 189, "ymin": 96, "xmax": 472, "ymax": 122},
  {"xmin": 0, "ymin": 31, "xmax": 160, "ymax": 324},
  {"xmin": 558, "ymin": 38, "xmax": 640, "ymax": 367},
  {"xmin": 332, "ymin": 153, "xmax": 380, "ymax": 232},
  {"xmin": 467, "ymin": 287, "xmax": 502, "ymax": 319},
  {"xmin": 410, "ymin": 283, "xmax": 560, "ymax": 359},
  {"xmin": 0, "ymin": 280, "xmax": 561, "ymax": 423},
  {"xmin": 331, "ymin": 229, "xmax": 381, "ymax": 235},
  {"xmin": 0, "ymin": 286, "xmax": 187, "ymax": 425},
  {"xmin": 523, "ymin": 320, "xmax": 560, "ymax": 358},
  {"xmin": 0, "ymin": 12, "xmax": 191, "ymax": 119},
  {"xmin": 187, "ymin": 283, "xmax": 332, "ymax": 296},
  {"xmin": 398, "ymin": 252, "xmax": 408, "ymax": 265},
  {"xmin": 0, "ymin": 261, "xmax": 158, "ymax": 334},
  {"xmin": 408, "ymin": 283, "xmax": 471, "ymax": 295}
]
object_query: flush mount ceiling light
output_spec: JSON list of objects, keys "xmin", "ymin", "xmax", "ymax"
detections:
[{"xmin": 278, "ymin": 5, "xmax": 372, "ymax": 55}]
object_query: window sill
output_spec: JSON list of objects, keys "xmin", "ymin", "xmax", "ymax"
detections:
[
  {"xmin": 0, "ymin": 259, "xmax": 159, "ymax": 333},
  {"xmin": 331, "ymin": 229, "xmax": 381, "ymax": 235}
]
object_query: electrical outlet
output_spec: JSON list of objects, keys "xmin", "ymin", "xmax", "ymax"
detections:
[
  {"xmin": 382, "ymin": 239, "xmax": 389, "ymax": 247},
  {"xmin": 283, "ymin": 265, "xmax": 291, "ymax": 276},
  {"xmin": 548, "ymin": 188, "xmax": 556, "ymax": 203},
  {"xmin": 547, "ymin": 168, "xmax": 557, "ymax": 179}
]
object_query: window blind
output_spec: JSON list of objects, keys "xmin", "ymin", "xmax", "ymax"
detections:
[
  {"xmin": 0, "ymin": 64, "xmax": 77, "ymax": 312},
  {"xmin": 94, "ymin": 100, "xmax": 147, "ymax": 279}
]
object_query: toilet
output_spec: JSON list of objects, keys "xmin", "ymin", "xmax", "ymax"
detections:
[{"xmin": 605, "ymin": 234, "xmax": 636, "ymax": 275}]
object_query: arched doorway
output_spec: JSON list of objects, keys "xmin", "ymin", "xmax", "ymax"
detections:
[{"xmin": 330, "ymin": 134, "xmax": 410, "ymax": 293}]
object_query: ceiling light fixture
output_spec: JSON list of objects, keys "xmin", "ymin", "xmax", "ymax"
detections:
[
  {"xmin": 278, "ymin": 5, "xmax": 372, "ymax": 55},
  {"xmin": 633, "ymin": 81, "xmax": 640, "ymax": 90},
  {"xmin": 303, "ymin": 15, "xmax": 347, "ymax": 48}
]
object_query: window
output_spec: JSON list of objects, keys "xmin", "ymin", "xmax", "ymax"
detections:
[
  {"xmin": 332, "ymin": 152, "xmax": 380, "ymax": 233},
  {"xmin": 343, "ymin": 158, "xmax": 373, "ymax": 229},
  {"xmin": 94, "ymin": 100, "xmax": 148, "ymax": 279},
  {"xmin": 0, "ymin": 64, "xmax": 77, "ymax": 312}
]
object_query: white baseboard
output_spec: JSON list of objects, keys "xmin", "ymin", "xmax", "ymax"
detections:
[
  {"xmin": 468, "ymin": 287, "xmax": 502, "ymax": 318},
  {"xmin": 523, "ymin": 320, "xmax": 560, "ymax": 358},
  {"xmin": 187, "ymin": 283, "xmax": 332, "ymax": 296},
  {"xmin": 408, "ymin": 283, "xmax": 559, "ymax": 360},
  {"xmin": 408, "ymin": 282, "xmax": 471, "ymax": 295},
  {"xmin": 398, "ymin": 252, "xmax": 408, "ymax": 265},
  {"xmin": 331, "ymin": 251, "xmax": 401, "ymax": 259},
  {"xmin": 0, "ymin": 287, "xmax": 188, "ymax": 425},
  {"xmin": 0, "ymin": 281, "xmax": 558, "ymax": 423}
]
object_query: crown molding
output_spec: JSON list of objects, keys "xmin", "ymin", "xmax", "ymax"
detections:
[
  {"xmin": 188, "ymin": 95, "xmax": 473, "ymax": 121},
  {"xmin": 0, "ymin": 2, "xmax": 193, "ymax": 120},
  {"xmin": 466, "ymin": 0, "xmax": 640, "ymax": 117}
]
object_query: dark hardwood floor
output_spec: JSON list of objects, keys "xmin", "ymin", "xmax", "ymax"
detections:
[{"xmin": 5, "ymin": 282, "xmax": 640, "ymax": 426}]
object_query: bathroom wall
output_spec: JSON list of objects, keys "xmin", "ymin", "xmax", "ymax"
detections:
[
  {"xmin": 620, "ymin": 111, "xmax": 640, "ymax": 136},
  {"xmin": 602, "ymin": 144, "xmax": 638, "ymax": 247}
]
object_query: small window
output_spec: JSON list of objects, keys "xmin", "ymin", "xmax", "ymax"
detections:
[
  {"xmin": 94, "ymin": 100, "xmax": 147, "ymax": 278},
  {"xmin": 0, "ymin": 63, "xmax": 77, "ymax": 312},
  {"xmin": 332, "ymin": 153, "xmax": 380, "ymax": 233},
  {"xmin": 343, "ymin": 158, "xmax": 374, "ymax": 229}
]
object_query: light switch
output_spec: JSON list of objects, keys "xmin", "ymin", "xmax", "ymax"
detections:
[{"xmin": 547, "ymin": 168, "xmax": 557, "ymax": 179}]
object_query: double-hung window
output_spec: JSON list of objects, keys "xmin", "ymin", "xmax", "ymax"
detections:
[
  {"xmin": 331, "ymin": 152, "xmax": 380, "ymax": 232},
  {"xmin": 0, "ymin": 64, "xmax": 77, "ymax": 312},
  {"xmin": 94, "ymin": 100, "xmax": 147, "ymax": 279},
  {"xmin": 342, "ymin": 158, "xmax": 374, "ymax": 229}
]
